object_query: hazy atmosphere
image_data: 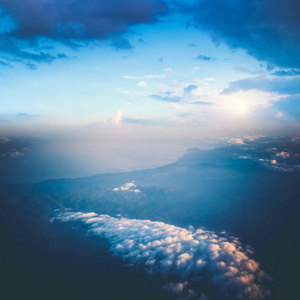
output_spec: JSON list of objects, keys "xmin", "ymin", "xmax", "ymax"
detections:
[
  {"xmin": 1, "ymin": 0, "xmax": 300, "ymax": 181},
  {"xmin": 1, "ymin": 1, "xmax": 300, "ymax": 300}
]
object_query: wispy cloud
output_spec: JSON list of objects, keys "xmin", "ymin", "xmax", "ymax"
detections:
[
  {"xmin": 16, "ymin": 113, "xmax": 38, "ymax": 119},
  {"xmin": 150, "ymin": 93, "xmax": 182, "ymax": 103},
  {"xmin": 192, "ymin": 101, "xmax": 214, "ymax": 105},
  {"xmin": 196, "ymin": 54, "xmax": 213, "ymax": 61},
  {"xmin": 272, "ymin": 68, "xmax": 300, "ymax": 77},
  {"xmin": 222, "ymin": 76, "xmax": 300, "ymax": 95}
]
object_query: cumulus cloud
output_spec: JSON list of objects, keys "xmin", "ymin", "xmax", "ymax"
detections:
[
  {"xmin": 103, "ymin": 110, "xmax": 123, "ymax": 125},
  {"xmin": 9, "ymin": 151, "xmax": 24, "ymax": 158},
  {"xmin": 55, "ymin": 211, "xmax": 270, "ymax": 300},
  {"xmin": 238, "ymin": 141, "xmax": 300, "ymax": 173},
  {"xmin": 228, "ymin": 138, "xmax": 245, "ymax": 145},
  {"xmin": 276, "ymin": 151, "xmax": 291, "ymax": 158},
  {"xmin": 113, "ymin": 181, "xmax": 141, "ymax": 193},
  {"xmin": 188, "ymin": 0, "xmax": 300, "ymax": 68},
  {"xmin": 0, "ymin": 0, "xmax": 167, "ymax": 62},
  {"xmin": 0, "ymin": 136, "xmax": 9, "ymax": 143}
]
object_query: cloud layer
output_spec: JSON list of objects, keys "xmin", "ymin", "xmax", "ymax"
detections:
[
  {"xmin": 222, "ymin": 76, "xmax": 300, "ymax": 95},
  {"xmin": 1, "ymin": 0, "xmax": 299, "ymax": 70},
  {"xmin": 188, "ymin": 0, "xmax": 300, "ymax": 68},
  {"xmin": 0, "ymin": 0, "xmax": 167, "ymax": 61},
  {"xmin": 55, "ymin": 211, "xmax": 270, "ymax": 300}
]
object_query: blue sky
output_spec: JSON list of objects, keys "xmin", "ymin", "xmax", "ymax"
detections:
[{"xmin": 0, "ymin": 0, "xmax": 300, "ymax": 177}]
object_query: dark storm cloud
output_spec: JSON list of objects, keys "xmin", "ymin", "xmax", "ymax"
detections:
[
  {"xmin": 0, "ymin": 35, "xmax": 60, "ymax": 63},
  {"xmin": 0, "ymin": 0, "xmax": 167, "ymax": 62},
  {"xmin": 55, "ymin": 211, "xmax": 270, "ymax": 300},
  {"xmin": 222, "ymin": 76, "xmax": 300, "ymax": 95},
  {"xmin": 188, "ymin": 0, "xmax": 300, "ymax": 68}
]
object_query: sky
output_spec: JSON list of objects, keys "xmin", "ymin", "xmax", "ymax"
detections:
[{"xmin": 0, "ymin": 0, "xmax": 300, "ymax": 180}]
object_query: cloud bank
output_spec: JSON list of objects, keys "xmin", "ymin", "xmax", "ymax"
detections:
[
  {"xmin": 55, "ymin": 211, "xmax": 270, "ymax": 300},
  {"xmin": 188, "ymin": 0, "xmax": 300, "ymax": 68},
  {"xmin": 0, "ymin": 0, "xmax": 167, "ymax": 62},
  {"xmin": 222, "ymin": 76, "xmax": 300, "ymax": 95},
  {"xmin": 1, "ymin": 0, "xmax": 299, "ymax": 70}
]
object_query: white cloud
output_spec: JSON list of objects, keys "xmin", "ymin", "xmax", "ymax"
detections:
[
  {"xmin": 103, "ymin": 110, "xmax": 123, "ymax": 125},
  {"xmin": 276, "ymin": 151, "xmax": 291, "ymax": 158},
  {"xmin": 0, "ymin": 136, "xmax": 10, "ymax": 143},
  {"xmin": 55, "ymin": 211, "xmax": 270, "ymax": 300},
  {"xmin": 123, "ymin": 75, "xmax": 139, "ymax": 79},
  {"xmin": 162, "ymin": 281, "xmax": 188, "ymax": 294},
  {"xmin": 243, "ymin": 135, "xmax": 263, "ymax": 141},
  {"xmin": 9, "ymin": 151, "xmax": 24, "ymax": 158},
  {"xmin": 228, "ymin": 138, "xmax": 245, "ymax": 145},
  {"xmin": 137, "ymin": 81, "xmax": 147, "ymax": 87},
  {"xmin": 241, "ymin": 148, "xmax": 299, "ymax": 172},
  {"xmin": 123, "ymin": 74, "xmax": 165, "ymax": 80},
  {"xmin": 113, "ymin": 181, "xmax": 140, "ymax": 193},
  {"xmin": 144, "ymin": 74, "xmax": 166, "ymax": 79}
]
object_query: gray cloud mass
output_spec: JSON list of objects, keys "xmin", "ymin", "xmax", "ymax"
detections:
[
  {"xmin": 188, "ymin": 0, "xmax": 300, "ymax": 68},
  {"xmin": 0, "ymin": 0, "xmax": 167, "ymax": 62},
  {"xmin": 1, "ymin": 0, "xmax": 300, "ymax": 69}
]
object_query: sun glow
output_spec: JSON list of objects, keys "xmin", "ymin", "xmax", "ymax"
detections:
[{"xmin": 236, "ymin": 103, "xmax": 248, "ymax": 115}]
